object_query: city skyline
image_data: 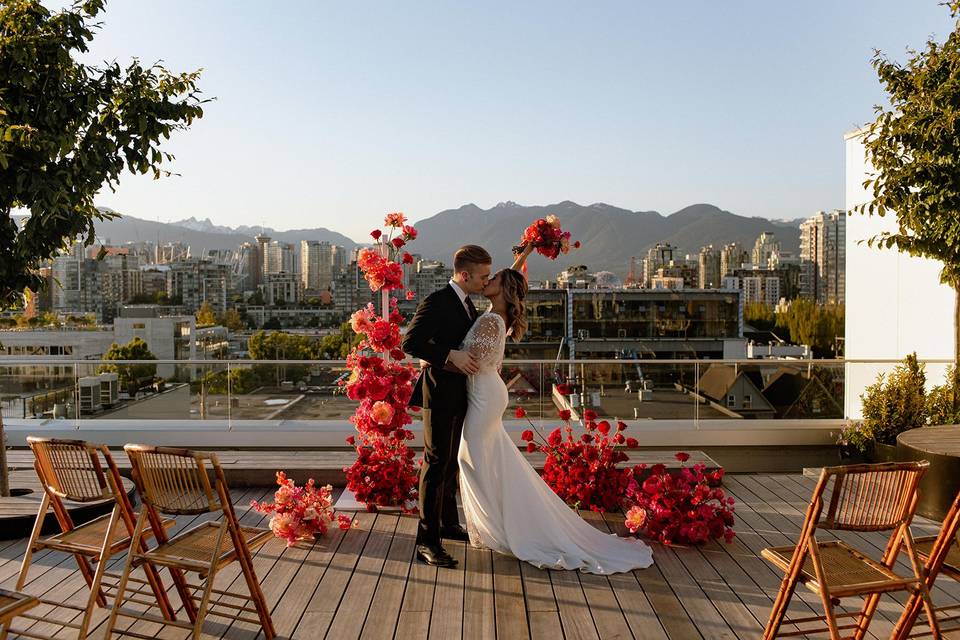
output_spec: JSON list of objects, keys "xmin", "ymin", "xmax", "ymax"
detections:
[{"xmin": 74, "ymin": 1, "xmax": 954, "ymax": 239}]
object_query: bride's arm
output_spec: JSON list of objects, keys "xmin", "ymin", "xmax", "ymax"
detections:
[{"xmin": 510, "ymin": 243, "xmax": 535, "ymax": 271}]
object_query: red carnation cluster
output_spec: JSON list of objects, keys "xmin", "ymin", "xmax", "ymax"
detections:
[
  {"xmin": 520, "ymin": 406, "xmax": 637, "ymax": 513},
  {"xmin": 624, "ymin": 453, "xmax": 735, "ymax": 546},
  {"xmin": 515, "ymin": 214, "xmax": 579, "ymax": 260},
  {"xmin": 251, "ymin": 471, "xmax": 352, "ymax": 547}
]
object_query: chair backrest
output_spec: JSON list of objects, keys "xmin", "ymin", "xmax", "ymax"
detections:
[
  {"xmin": 817, "ymin": 461, "xmax": 929, "ymax": 532},
  {"xmin": 124, "ymin": 445, "xmax": 222, "ymax": 516},
  {"xmin": 27, "ymin": 437, "xmax": 112, "ymax": 503}
]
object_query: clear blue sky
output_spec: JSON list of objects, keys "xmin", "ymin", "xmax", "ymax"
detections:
[{"xmin": 81, "ymin": 1, "xmax": 954, "ymax": 242}]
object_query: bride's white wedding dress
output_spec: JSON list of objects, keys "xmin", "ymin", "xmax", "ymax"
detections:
[{"xmin": 457, "ymin": 312, "xmax": 654, "ymax": 574}]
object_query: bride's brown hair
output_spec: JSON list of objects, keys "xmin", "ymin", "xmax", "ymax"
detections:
[{"xmin": 501, "ymin": 268, "xmax": 528, "ymax": 342}]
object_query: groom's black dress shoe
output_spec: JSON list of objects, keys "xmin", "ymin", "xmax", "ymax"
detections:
[
  {"xmin": 440, "ymin": 525, "xmax": 470, "ymax": 542},
  {"xmin": 416, "ymin": 544, "xmax": 458, "ymax": 568}
]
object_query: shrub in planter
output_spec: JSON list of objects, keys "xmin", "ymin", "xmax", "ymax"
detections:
[{"xmin": 839, "ymin": 353, "xmax": 927, "ymax": 454}]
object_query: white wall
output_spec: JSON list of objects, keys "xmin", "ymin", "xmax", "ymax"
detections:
[{"xmin": 844, "ymin": 130, "xmax": 954, "ymax": 418}]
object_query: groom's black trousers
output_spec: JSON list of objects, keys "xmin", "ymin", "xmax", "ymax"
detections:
[{"xmin": 418, "ymin": 405, "xmax": 465, "ymax": 546}]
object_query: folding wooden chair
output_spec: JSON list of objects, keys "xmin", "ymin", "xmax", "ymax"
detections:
[
  {"xmin": 104, "ymin": 445, "xmax": 276, "ymax": 640},
  {"xmin": 892, "ymin": 485, "xmax": 960, "ymax": 638},
  {"xmin": 761, "ymin": 461, "xmax": 940, "ymax": 640},
  {"xmin": 8, "ymin": 437, "xmax": 176, "ymax": 639},
  {"xmin": 0, "ymin": 589, "xmax": 39, "ymax": 640}
]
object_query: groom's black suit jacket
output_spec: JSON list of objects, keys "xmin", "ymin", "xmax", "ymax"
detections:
[{"xmin": 403, "ymin": 284, "xmax": 474, "ymax": 413}]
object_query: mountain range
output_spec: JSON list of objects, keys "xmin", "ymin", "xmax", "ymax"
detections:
[{"xmin": 92, "ymin": 202, "xmax": 803, "ymax": 280}]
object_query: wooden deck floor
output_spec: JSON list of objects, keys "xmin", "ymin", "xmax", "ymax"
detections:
[{"xmin": 2, "ymin": 473, "xmax": 959, "ymax": 639}]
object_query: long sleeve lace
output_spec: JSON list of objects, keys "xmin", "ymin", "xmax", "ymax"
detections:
[{"xmin": 466, "ymin": 314, "xmax": 504, "ymax": 369}]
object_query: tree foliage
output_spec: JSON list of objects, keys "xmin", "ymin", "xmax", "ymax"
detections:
[
  {"xmin": 195, "ymin": 301, "xmax": 216, "ymax": 327},
  {"xmin": 856, "ymin": 2, "xmax": 960, "ymax": 286},
  {"xmin": 0, "ymin": 0, "xmax": 206, "ymax": 308},
  {"xmin": 743, "ymin": 302, "xmax": 775, "ymax": 331},
  {"xmin": 98, "ymin": 336, "xmax": 157, "ymax": 395},
  {"xmin": 218, "ymin": 308, "xmax": 245, "ymax": 332},
  {"xmin": 774, "ymin": 300, "xmax": 845, "ymax": 356}
]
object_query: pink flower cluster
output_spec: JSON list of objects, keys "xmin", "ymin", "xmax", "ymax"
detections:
[
  {"xmin": 350, "ymin": 301, "xmax": 403, "ymax": 353},
  {"xmin": 357, "ymin": 248, "xmax": 405, "ymax": 292},
  {"xmin": 625, "ymin": 453, "xmax": 736, "ymax": 545},
  {"xmin": 251, "ymin": 472, "xmax": 352, "ymax": 547}
]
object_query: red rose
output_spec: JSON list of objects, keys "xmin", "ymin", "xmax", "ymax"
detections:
[
  {"xmin": 626, "ymin": 438, "xmax": 639, "ymax": 448},
  {"xmin": 371, "ymin": 229, "xmax": 382, "ymax": 240},
  {"xmin": 392, "ymin": 237, "xmax": 405, "ymax": 249},
  {"xmin": 573, "ymin": 240, "xmax": 581, "ymax": 249},
  {"xmin": 675, "ymin": 452, "xmax": 690, "ymax": 463},
  {"xmin": 556, "ymin": 383, "xmax": 573, "ymax": 395},
  {"xmin": 597, "ymin": 421, "xmax": 611, "ymax": 435},
  {"xmin": 521, "ymin": 430, "xmax": 534, "ymax": 442},
  {"xmin": 402, "ymin": 225, "xmax": 418, "ymax": 240},
  {"xmin": 389, "ymin": 348, "xmax": 405, "ymax": 360},
  {"xmin": 583, "ymin": 409, "xmax": 597, "ymax": 421},
  {"xmin": 558, "ymin": 409, "xmax": 572, "ymax": 421},
  {"xmin": 406, "ymin": 290, "xmax": 416, "ymax": 300},
  {"xmin": 402, "ymin": 252, "xmax": 414, "ymax": 264},
  {"xmin": 515, "ymin": 407, "xmax": 527, "ymax": 419},
  {"xmin": 526, "ymin": 442, "xmax": 537, "ymax": 453},
  {"xmin": 547, "ymin": 428, "xmax": 563, "ymax": 446},
  {"xmin": 616, "ymin": 421, "xmax": 627, "ymax": 431},
  {"xmin": 346, "ymin": 435, "xmax": 355, "ymax": 446},
  {"xmin": 613, "ymin": 433, "xmax": 625, "ymax": 444},
  {"xmin": 581, "ymin": 433, "xmax": 593, "ymax": 444}
]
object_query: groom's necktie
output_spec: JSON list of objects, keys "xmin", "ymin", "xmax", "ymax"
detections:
[{"xmin": 466, "ymin": 296, "xmax": 478, "ymax": 321}]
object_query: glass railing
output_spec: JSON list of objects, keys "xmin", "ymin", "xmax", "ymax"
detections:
[{"xmin": 0, "ymin": 357, "xmax": 886, "ymax": 430}]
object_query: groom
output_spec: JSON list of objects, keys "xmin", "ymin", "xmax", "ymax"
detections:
[{"xmin": 403, "ymin": 244, "xmax": 492, "ymax": 567}]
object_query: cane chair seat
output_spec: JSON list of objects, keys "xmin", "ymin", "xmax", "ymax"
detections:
[
  {"xmin": 763, "ymin": 540, "xmax": 918, "ymax": 598},
  {"xmin": 136, "ymin": 519, "xmax": 272, "ymax": 573},
  {"xmin": 0, "ymin": 588, "xmax": 39, "ymax": 625},
  {"xmin": 35, "ymin": 510, "xmax": 174, "ymax": 557},
  {"xmin": 913, "ymin": 534, "xmax": 960, "ymax": 580}
]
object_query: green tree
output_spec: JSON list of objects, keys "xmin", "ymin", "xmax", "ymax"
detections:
[
  {"xmin": 98, "ymin": 337, "xmax": 158, "ymax": 396},
  {"xmin": 218, "ymin": 308, "xmax": 245, "ymax": 332},
  {"xmin": 247, "ymin": 290, "xmax": 265, "ymax": 306},
  {"xmin": 743, "ymin": 302, "xmax": 775, "ymax": 331},
  {"xmin": 196, "ymin": 301, "xmax": 216, "ymax": 327},
  {"xmin": 0, "ymin": 0, "xmax": 204, "ymax": 495},
  {"xmin": 855, "ymin": 2, "xmax": 960, "ymax": 409},
  {"xmin": 319, "ymin": 322, "xmax": 364, "ymax": 358}
]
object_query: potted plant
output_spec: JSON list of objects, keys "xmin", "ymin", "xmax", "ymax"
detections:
[{"xmin": 838, "ymin": 353, "xmax": 927, "ymax": 462}]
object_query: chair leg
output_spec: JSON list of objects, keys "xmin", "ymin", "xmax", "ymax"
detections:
[
  {"xmin": 104, "ymin": 509, "xmax": 149, "ymax": 640},
  {"xmin": 762, "ymin": 571, "xmax": 800, "ymax": 639},
  {"xmin": 192, "ymin": 521, "xmax": 229, "ymax": 640},
  {"xmin": 230, "ymin": 522, "xmax": 275, "ymax": 639},
  {"xmin": 16, "ymin": 492, "xmax": 50, "ymax": 591},
  {"xmin": 78, "ymin": 504, "xmax": 122, "ymax": 639},
  {"xmin": 853, "ymin": 592, "xmax": 883, "ymax": 640}
]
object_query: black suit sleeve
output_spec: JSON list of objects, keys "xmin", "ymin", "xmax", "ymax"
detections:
[{"xmin": 402, "ymin": 291, "xmax": 451, "ymax": 367}]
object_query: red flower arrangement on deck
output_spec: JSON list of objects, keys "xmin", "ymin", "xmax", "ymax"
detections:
[
  {"xmin": 339, "ymin": 212, "xmax": 422, "ymax": 512},
  {"xmin": 517, "ymin": 407, "xmax": 638, "ymax": 513},
  {"xmin": 251, "ymin": 472, "xmax": 352, "ymax": 547},
  {"xmin": 624, "ymin": 453, "xmax": 736, "ymax": 546}
]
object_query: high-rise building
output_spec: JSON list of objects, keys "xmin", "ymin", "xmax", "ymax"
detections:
[
  {"xmin": 799, "ymin": 210, "xmax": 846, "ymax": 305},
  {"xmin": 300, "ymin": 241, "xmax": 344, "ymax": 291},
  {"xmin": 255, "ymin": 233, "xmax": 271, "ymax": 281},
  {"xmin": 263, "ymin": 272, "xmax": 302, "ymax": 305},
  {"xmin": 165, "ymin": 258, "xmax": 231, "ymax": 314},
  {"xmin": 751, "ymin": 232, "xmax": 781, "ymax": 269},
  {"xmin": 724, "ymin": 274, "xmax": 781, "ymax": 309},
  {"xmin": 720, "ymin": 242, "xmax": 748, "ymax": 277},
  {"xmin": 265, "ymin": 241, "xmax": 296, "ymax": 276},
  {"xmin": 642, "ymin": 243, "xmax": 677, "ymax": 287},
  {"xmin": 236, "ymin": 242, "xmax": 261, "ymax": 291},
  {"xmin": 698, "ymin": 245, "xmax": 721, "ymax": 289}
]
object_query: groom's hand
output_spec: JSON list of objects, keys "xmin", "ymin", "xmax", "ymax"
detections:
[{"xmin": 447, "ymin": 349, "xmax": 479, "ymax": 375}]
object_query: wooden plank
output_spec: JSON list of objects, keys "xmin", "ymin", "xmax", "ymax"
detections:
[
  {"xmin": 492, "ymin": 553, "xmax": 529, "ymax": 639},
  {"xmin": 463, "ymin": 544, "xmax": 497, "ymax": 640},
  {"xmin": 549, "ymin": 561, "xmax": 598, "ymax": 640},
  {"xmin": 428, "ymin": 539, "xmax": 466, "ymax": 640},
  {"xmin": 394, "ymin": 525, "xmax": 438, "ymax": 640},
  {"xmin": 577, "ymin": 510, "xmax": 635, "ymax": 640},
  {"xmin": 359, "ymin": 514, "xmax": 419, "ymax": 640},
  {"xmin": 292, "ymin": 511, "xmax": 375, "ymax": 637},
  {"xmin": 326, "ymin": 513, "xmax": 400, "ymax": 640}
]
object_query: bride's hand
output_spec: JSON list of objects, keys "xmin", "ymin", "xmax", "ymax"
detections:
[{"xmin": 510, "ymin": 243, "xmax": 534, "ymax": 271}]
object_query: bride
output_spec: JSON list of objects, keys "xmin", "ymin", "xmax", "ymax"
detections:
[{"xmin": 456, "ymin": 254, "xmax": 654, "ymax": 574}]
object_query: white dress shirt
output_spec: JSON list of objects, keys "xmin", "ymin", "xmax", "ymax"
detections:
[{"xmin": 449, "ymin": 279, "xmax": 472, "ymax": 317}]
